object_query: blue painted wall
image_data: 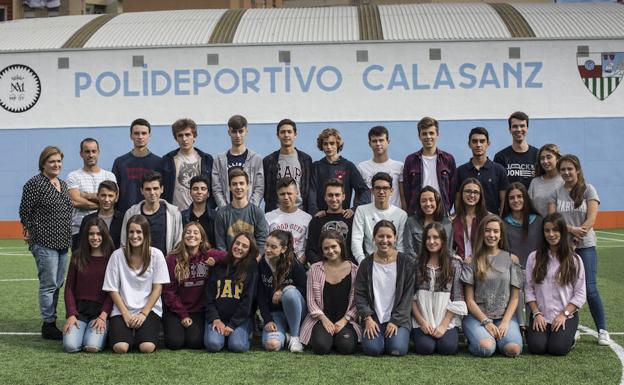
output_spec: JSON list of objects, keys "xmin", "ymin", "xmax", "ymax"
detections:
[{"xmin": 3, "ymin": 116, "xmax": 623, "ymax": 220}]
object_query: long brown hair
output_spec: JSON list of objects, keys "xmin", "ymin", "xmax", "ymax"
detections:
[
  {"xmin": 501, "ymin": 182, "xmax": 539, "ymax": 239},
  {"xmin": 224, "ymin": 232, "xmax": 258, "ymax": 285},
  {"xmin": 319, "ymin": 230, "xmax": 347, "ymax": 262},
  {"xmin": 418, "ymin": 222, "xmax": 453, "ymax": 286},
  {"xmin": 455, "ymin": 178, "xmax": 488, "ymax": 240},
  {"xmin": 73, "ymin": 217, "xmax": 114, "ymax": 271},
  {"xmin": 171, "ymin": 222, "xmax": 211, "ymax": 283},
  {"xmin": 415, "ymin": 185, "xmax": 446, "ymax": 224},
  {"xmin": 535, "ymin": 144, "xmax": 561, "ymax": 177},
  {"xmin": 123, "ymin": 214, "xmax": 152, "ymax": 276},
  {"xmin": 268, "ymin": 229, "xmax": 296, "ymax": 292},
  {"xmin": 557, "ymin": 154, "xmax": 586, "ymax": 209},
  {"xmin": 473, "ymin": 214, "xmax": 509, "ymax": 281},
  {"xmin": 532, "ymin": 213, "xmax": 579, "ymax": 286}
]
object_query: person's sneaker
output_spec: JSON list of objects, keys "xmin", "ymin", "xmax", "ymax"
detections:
[
  {"xmin": 598, "ymin": 329, "xmax": 611, "ymax": 346},
  {"xmin": 41, "ymin": 322, "xmax": 62, "ymax": 340},
  {"xmin": 288, "ymin": 336, "xmax": 303, "ymax": 353},
  {"xmin": 285, "ymin": 332, "xmax": 291, "ymax": 345}
]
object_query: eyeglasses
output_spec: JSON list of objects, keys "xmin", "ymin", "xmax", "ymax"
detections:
[
  {"xmin": 373, "ymin": 186, "xmax": 392, "ymax": 192},
  {"xmin": 463, "ymin": 189, "xmax": 481, "ymax": 196}
]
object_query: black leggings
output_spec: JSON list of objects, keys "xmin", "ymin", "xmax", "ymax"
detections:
[
  {"xmin": 109, "ymin": 312, "xmax": 161, "ymax": 349},
  {"xmin": 162, "ymin": 310, "xmax": 205, "ymax": 350},
  {"xmin": 526, "ymin": 313, "xmax": 578, "ymax": 356},
  {"xmin": 309, "ymin": 322, "xmax": 357, "ymax": 355}
]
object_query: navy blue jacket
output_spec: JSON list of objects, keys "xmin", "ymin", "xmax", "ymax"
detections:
[
  {"xmin": 158, "ymin": 147, "xmax": 215, "ymax": 208},
  {"xmin": 262, "ymin": 148, "xmax": 313, "ymax": 214}
]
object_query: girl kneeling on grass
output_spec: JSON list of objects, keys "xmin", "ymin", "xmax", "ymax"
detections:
[
  {"xmin": 525, "ymin": 213, "xmax": 586, "ymax": 356},
  {"xmin": 103, "ymin": 214, "xmax": 170, "ymax": 353},
  {"xmin": 63, "ymin": 217, "xmax": 114, "ymax": 353},
  {"xmin": 355, "ymin": 220, "xmax": 415, "ymax": 356},
  {"xmin": 258, "ymin": 229, "xmax": 308, "ymax": 353},
  {"xmin": 204, "ymin": 232, "xmax": 259, "ymax": 353},
  {"xmin": 411, "ymin": 223, "xmax": 466, "ymax": 355},
  {"xmin": 300, "ymin": 230, "xmax": 361, "ymax": 355},
  {"xmin": 162, "ymin": 222, "xmax": 227, "ymax": 350},
  {"xmin": 461, "ymin": 214, "xmax": 523, "ymax": 358}
]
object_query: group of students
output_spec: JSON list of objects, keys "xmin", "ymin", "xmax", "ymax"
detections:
[{"xmin": 18, "ymin": 111, "xmax": 609, "ymax": 356}]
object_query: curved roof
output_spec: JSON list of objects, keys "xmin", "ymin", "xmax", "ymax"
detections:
[{"xmin": 0, "ymin": 3, "xmax": 622, "ymax": 51}]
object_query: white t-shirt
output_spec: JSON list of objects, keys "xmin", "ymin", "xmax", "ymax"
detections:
[
  {"xmin": 102, "ymin": 247, "xmax": 170, "ymax": 317},
  {"xmin": 66, "ymin": 168, "xmax": 116, "ymax": 234},
  {"xmin": 373, "ymin": 261, "xmax": 397, "ymax": 324},
  {"xmin": 357, "ymin": 159, "xmax": 404, "ymax": 208},
  {"xmin": 172, "ymin": 150, "xmax": 201, "ymax": 210},
  {"xmin": 421, "ymin": 155, "xmax": 440, "ymax": 193},
  {"xmin": 265, "ymin": 208, "xmax": 312, "ymax": 258}
]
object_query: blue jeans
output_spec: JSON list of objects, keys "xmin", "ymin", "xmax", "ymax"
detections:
[
  {"xmin": 204, "ymin": 319, "xmax": 252, "ymax": 353},
  {"xmin": 31, "ymin": 244, "xmax": 68, "ymax": 323},
  {"xmin": 577, "ymin": 247, "xmax": 607, "ymax": 330},
  {"xmin": 63, "ymin": 319, "xmax": 108, "ymax": 352},
  {"xmin": 462, "ymin": 314, "xmax": 523, "ymax": 357},
  {"xmin": 261, "ymin": 287, "xmax": 307, "ymax": 350},
  {"xmin": 361, "ymin": 323, "xmax": 410, "ymax": 356}
]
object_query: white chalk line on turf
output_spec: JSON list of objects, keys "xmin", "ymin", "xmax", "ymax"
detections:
[
  {"xmin": 597, "ymin": 237, "xmax": 624, "ymax": 243},
  {"xmin": 0, "ymin": 332, "xmax": 40, "ymax": 336},
  {"xmin": 0, "ymin": 278, "xmax": 37, "ymax": 282},
  {"xmin": 579, "ymin": 325, "xmax": 624, "ymax": 385},
  {"xmin": 597, "ymin": 231, "xmax": 624, "ymax": 237}
]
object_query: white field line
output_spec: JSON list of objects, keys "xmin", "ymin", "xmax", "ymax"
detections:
[
  {"xmin": 0, "ymin": 278, "xmax": 37, "ymax": 282},
  {"xmin": 578, "ymin": 325, "xmax": 624, "ymax": 385},
  {"xmin": 0, "ymin": 332, "xmax": 40, "ymax": 336},
  {"xmin": 597, "ymin": 237, "xmax": 624, "ymax": 243},
  {"xmin": 597, "ymin": 231, "xmax": 624, "ymax": 237},
  {"xmin": 0, "ymin": 253, "xmax": 31, "ymax": 256}
]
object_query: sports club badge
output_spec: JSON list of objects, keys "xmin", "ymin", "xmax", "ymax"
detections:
[{"xmin": 577, "ymin": 52, "xmax": 624, "ymax": 101}]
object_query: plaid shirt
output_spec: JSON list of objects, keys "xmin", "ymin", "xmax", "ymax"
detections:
[{"xmin": 403, "ymin": 148, "xmax": 457, "ymax": 216}]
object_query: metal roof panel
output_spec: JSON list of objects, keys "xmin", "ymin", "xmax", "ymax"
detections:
[{"xmin": 0, "ymin": 15, "xmax": 99, "ymax": 51}]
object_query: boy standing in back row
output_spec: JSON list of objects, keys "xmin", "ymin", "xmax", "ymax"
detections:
[{"xmin": 494, "ymin": 111, "xmax": 539, "ymax": 190}]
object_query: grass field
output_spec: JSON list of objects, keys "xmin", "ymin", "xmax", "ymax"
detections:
[{"xmin": 1, "ymin": 231, "xmax": 623, "ymax": 385}]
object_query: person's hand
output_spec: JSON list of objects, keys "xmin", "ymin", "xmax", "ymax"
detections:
[
  {"xmin": 343, "ymin": 209, "xmax": 354, "ymax": 219},
  {"xmin": 334, "ymin": 318, "xmax": 348, "ymax": 333},
  {"xmin": 498, "ymin": 320, "xmax": 510, "ymax": 338},
  {"xmin": 485, "ymin": 322, "xmax": 499, "ymax": 339},
  {"xmin": 264, "ymin": 322, "xmax": 277, "ymax": 332},
  {"xmin": 464, "ymin": 255, "xmax": 473, "ymax": 264},
  {"xmin": 418, "ymin": 319, "xmax": 435, "ymax": 335},
  {"xmin": 384, "ymin": 322, "xmax": 399, "ymax": 338},
  {"xmin": 207, "ymin": 257, "xmax": 216, "ymax": 267},
  {"xmin": 63, "ymin": 315, "xmax": 79, "ymax": 334},
  {"xmin": 364, "ymin": 317, "xmax": 379, "ymax": 339},
  {"xmin": 532, "ymin": 314, "xmax": 547, "ymax": 332},
  {"xmin": 432, "ymin": 325, "xmax": 447, "ymax": 339},
  {"xmin": 272, "ymin": 290, "xmax": 282, "ymax": 305},
  {"xmin": 23, "ymin": 229, "xmax": 30, "ymax": 242},
  {"xmin": 121, "ymin": 312, "xmax": 133, "ymax": 328},
  {"xmin": 92, "ymin": 317, "xmax": 107, "ymax": 334},
  {"xmin": 212, "ymin": 319, "xmax": 226, "ymax": 335},
  {"xmin": 314, "ymin": 210, "xmax": 327, "ymax": 218},
  {"xmin": 321, "ymin": 317, "xmax": 335, "ymax": 335},
  {"xmin": 552, "ymin": 314, "xmax": 567, "ymax": 332},
  {"xmin": 223, "ymin": 326, "xmax": 234, "ymax": 336},
  {"xmin": 130, "ymin": 312, "xmax": 147, "ymax": 329},
  {"xmin": 570, "ymin": 226, "xmax": 587, "ymax": 239},
  {"xmin": 181, "ymin": 317, "xmax": 193, "ymax": 328}
]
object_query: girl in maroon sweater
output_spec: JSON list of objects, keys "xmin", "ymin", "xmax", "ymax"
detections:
[
  {"xmin": 162, "ymin": 222, "xmax": 227, "ymax": 349},
  {"xmin": 63, "ymin": 217, "xmax": 114, "ymax": 352}
]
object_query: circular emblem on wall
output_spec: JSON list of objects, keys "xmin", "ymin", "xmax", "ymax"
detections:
[
  {"xmin": 0, "ymin": 65, "xmax": 41, "ymax": 113},
  {"xmin": 584, "ymin": 59, "xmax": 596, "ymax": 71}
]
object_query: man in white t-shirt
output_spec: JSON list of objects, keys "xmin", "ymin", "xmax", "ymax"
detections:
[
  {"xmin": 352, "ymin": 172, "xmax": 407, "ymax": 263},
  {"xmin": 402, "ymin": 117, "xmax": 457, "ymax": 216},
  {"xmin": 67, "ymin": 138, "xmax": 116, "ymax": 250},
  {"xmin": 358, "ymin": 125, "xmax": 405, "ymax": 209},
  {"xmin": 265, "ymin": 177, "xmax": 312, "ymax": 264}
]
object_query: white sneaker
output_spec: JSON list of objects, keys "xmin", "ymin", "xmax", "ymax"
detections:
[
  {"xmin": 289, "ymin": 336, "xmax": 303, "ymax": 353},
  {"xmin": 598, "ymin": 329, "xmax": 611, "ymax": 346},
  {"xmin": 575, "ymin": 330, "xmax": 581, "ymax": 341}
]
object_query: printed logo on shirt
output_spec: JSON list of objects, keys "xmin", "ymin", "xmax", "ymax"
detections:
[
  {"xmin": 557, "ymin": 200, "xmax": 587, "ymax": 213},
  {"xmin": 321, "ymin": 220, "xmax": 349, "ymax": 240},
  {"xmin": 334, "ymin": 170, "xmax": 347, "ymax": 180},
  {"xmin": 177, "ymin": 161, "xmax": 200, "ymax": 188},
  {"xmin": 505, "ymin": 163, "xmax": 534, "ymax": 178},
  {"xmin": 189, "ymin": 261, "xmax": 209, "ymax": 279},
  {"xmin": 215, "ymin": 279, "xmax": 243, "ymax": 299},
  {"xmin": 227, "ymin": 219, "xmax": 255, "ymax": 239},
  {"xmin": 277, "ymin": 164, "xmax": 302, "ymax": 181},
  {"xmin": 126, "ymin": 167, "xmax": 151, "ymax": 180}
]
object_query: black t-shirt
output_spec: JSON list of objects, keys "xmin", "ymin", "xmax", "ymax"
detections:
[
  {"xmin": 305, "ymin": 213, "xmax": 354, "ymax": 265},
  {"xmin": 142, "ymin": 204, "xmax": 167, "ymax": 256},
  {"xmin": 493, "ymin": 145, "xmax": 539, "ymax": 189},
  {"xmin": 227, "ymin": 150, "xmax": 249, "ymax": 170}
]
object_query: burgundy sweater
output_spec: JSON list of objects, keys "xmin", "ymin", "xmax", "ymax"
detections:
[
  {"xmin": 64, "ymin": 256, "xmax": 113, "ymax": 318},
  {"xmin": 163, "ymin": 249, "xmax": 227, "ymax": 319}
]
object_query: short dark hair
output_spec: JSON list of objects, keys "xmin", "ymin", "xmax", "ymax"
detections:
[
  {"xmin": 323, "ymin": 178, "xmax": 344, "ymax": 194},
  {"xmin": 276, "ymin": 177, "xmax": 297, "ymax": 191},
  {"xmin": 228, "ymin": 167, "xmax": 249, "ymax": 185},
  {"xmin": 141, "ymin": 171, "xmax": 162, "ymax": 187},
  {"xmin": 277, "ymin": 119, "xmax": 297, "ymax": 134},
  {"xmin": 368, "ymin": 125, "xmax": 389, "ymax": 141},
  {"xmin": 468, "ymin": 127, "xmax": 489, "ymax": 142},
  {"xmin": 80, "ymin": 138, "xmax": 99, "ymax": 151},
  {"xmin": 98, "ymin": 180, "xmax": 119, "ymax": 195},
  {"xmin": 371, "ymin": 172, "xmax": 393, "ymax": 187},
  {"xmin": 190, "ymin": 175, "xmax": 210, "ymax": 191},
  {"xmin": 508, "ymin": 111, "xmax": 529, "ymax": 128},
  {"xmin": 228, "ymin": 115, "xmax": 247, "ymax": 131},
  {"xmin": 172, "ymin": 118, "xmax": 197, "ymax": 138},
  {"xmin": 130, "ymin": 118, "xmax": 151, "ymax": 134},
  {"xmin": 417, "ymin": 117, "xmax": 439, "ymax": 134}
]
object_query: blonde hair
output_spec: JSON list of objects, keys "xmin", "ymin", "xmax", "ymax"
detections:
[
  {"xmin": 473, "ymin": 214, "xmax": 509, "ymax": 281},
  {"xmin": 316, "ymin": 128, "xmax": 344, "ymax": 152},
  {"xmin": 171, "ymin": 222, "xmax": 211, "ymax": 282}
]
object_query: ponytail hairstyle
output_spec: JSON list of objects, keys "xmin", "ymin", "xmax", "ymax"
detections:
[
  {"xmin": 268, "ymin": 229, "xmax": 296, "ymax": 292},
  {"xmin": 535, "ymin": 143, "xmax": 561, "ymax": 177},
  {"xmin": 501, "ymin": 182, "xmax": 539, "ymax": 239},
  {"xmin": 172, "ymin": 222, "xmax": 211, "ymax": 283},
  {"xmin": 455, "ymin": 178, "xmax": 488, "ymax": 241},
  {"xmin": 73, "ymin": 217, "xmax": 114, "ymax": 271},
  {"xmin": 557, "ymin": 154, "xmax": 586, "ymax": 209},
  {"xmin": 533, "ymin": 213, "xmax": 579, "ymax": 286},
  {"xmin": 224, "ymin": 232, "xmax": 258, "ymax": 285},
  {"xmin": 473, "ymin": 214, "xmax": 509, "ymax": 281},
  {"xmin": 123, "ymin": 214, "xmax": 152, "ymax": 276},
  {"xmin": 418, "ymin": 222, "xmax": 453, "ymax": 286}
]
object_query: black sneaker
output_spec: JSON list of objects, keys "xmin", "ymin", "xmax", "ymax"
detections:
[{"xmin": 41, "ymin": 322, "xmax": 63, "ymax": 340}]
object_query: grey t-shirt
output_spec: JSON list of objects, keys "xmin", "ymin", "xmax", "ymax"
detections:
[
  {"xmin": 277, "ymin": 153, "xmax": 302, "ymax": 207},
  {"xmin": 213, "ymin": 203, "xmax": 268, "ymax": 253},
  {"xmin": 551, "ymin": 183, "xmax": 600, "ymax": 248},
  {"xmin": 528, "ymin": 175, "xmax": 564, "ymax": 217}
]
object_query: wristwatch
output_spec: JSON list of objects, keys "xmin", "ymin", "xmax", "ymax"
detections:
[
  {"xmin": 564, "ymin": 310, "xmax": 571, "ymax": 317},
  {"xmin": 345, "ymin": 315, "xmax": 352, "ymax": 322}
]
